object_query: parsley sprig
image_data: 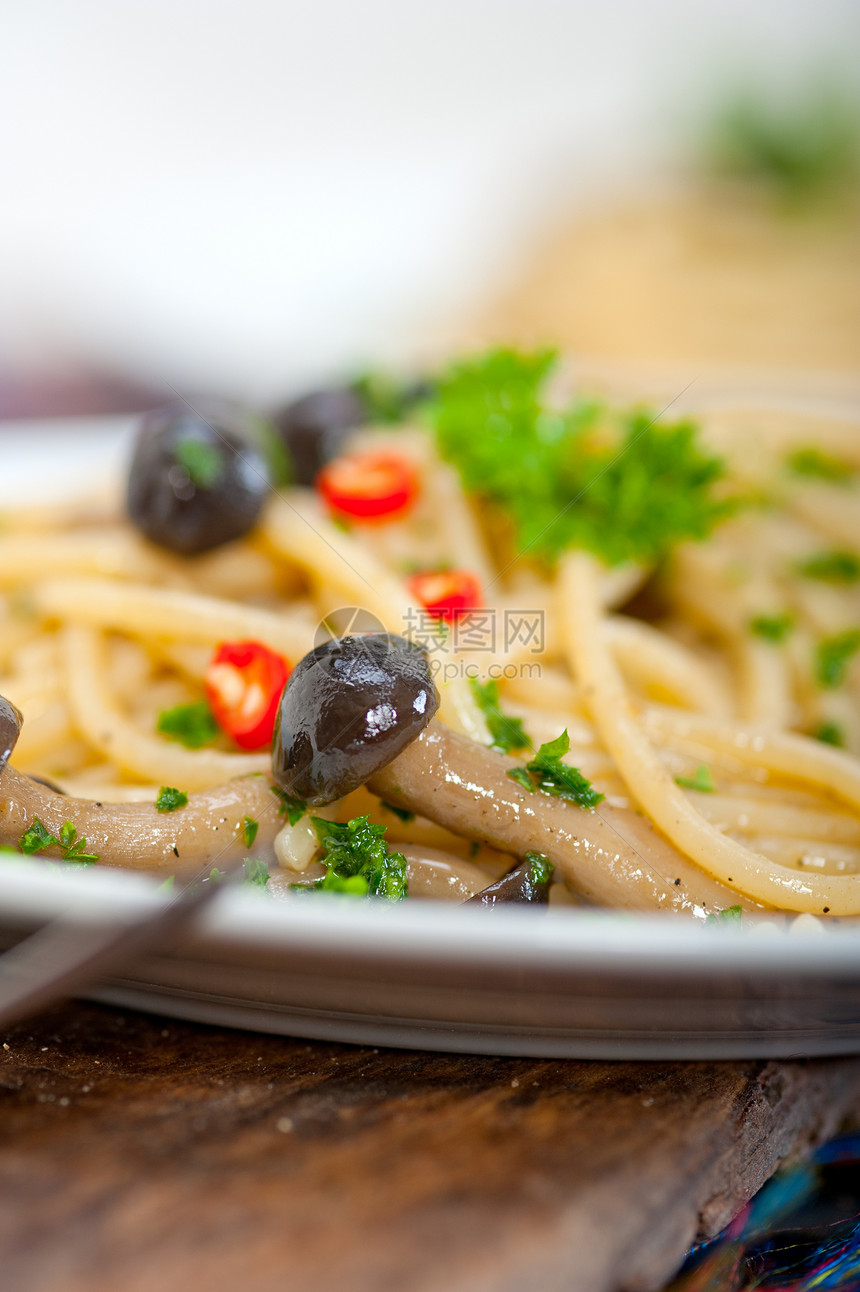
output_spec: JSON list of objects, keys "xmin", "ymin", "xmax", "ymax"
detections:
[
  {"xmin": 706, "ymin": 88, "xmax": 860, "ymax": 203},
  {"xmin": 157, "ymin": 700, "xmax": 219, "ymax": 749},
  {"xmin": 787, "ymin": 447, "xmax": 856, "ymax": 485},
  {"xmin": 243, "ymin": 857, "xmax": 269, "ymax": 889},
  {"xmin": 749, "ymin": 614, "xmax": 794, "ymax": 644},
  {"xmin": 18, "ymin": 817, "xmax": 98, "ymax": 865},
  {"xmin": 468, "ymin": 677, "xmax": 530, "ymax": 754},
  {"xmin": 705, "ymin": 904, "xmax": 743, "ymax": 928},
  {"xmin": 155, "ymin": 786, "xmax": 188, "ymax": 813},
  {"xmin": 816, "ymin": 630, "xmax": 860, "ymax": 689},
  {"xmin": 797, "ymin": 550, "xmax": 860, "ymax": 584},
  {"xmin": 427, "ymin": 348, "xmax": 733, "ymax": 569},
  {"xmin": 507, "ymin": 731, "xmax": 604, "ymax": 809},
  {"xmin": 675, "ymin": 765, "xmax": 716, "ymax": 793},
  {"xmin": 174, "ymin": 438, "xmax": 224, "ymax": 489},
  {"xmin": 352, "ymin": 370, "xmax": 429, "ymax": 424},
  {"xmin": 304, "ymin": 815, "xmax": 408, "ymax": 900},
  {"xmin": 270, "ymin": 787, "xmax": 307, "ymax": 826},
  {"xmin": 813, "ymin": 721, "xmax": 845, "ymax": 748}
]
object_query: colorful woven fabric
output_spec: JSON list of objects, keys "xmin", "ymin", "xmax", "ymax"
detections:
[{"xmin": 668, "ymin": 1134, "xmax": 860, "ymax": 1290}]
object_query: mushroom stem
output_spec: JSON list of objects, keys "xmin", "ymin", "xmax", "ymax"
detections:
[
  {"xmin": 0, "ymin": 766, "xmax": 282, "ymax": 873},
  {"xmin": 369, "ymin": 721, "xmax": 765, "ymax": 918},
  {"xmin": 0, "ymin": 698, "xmax": 22, "ymax": 774}
]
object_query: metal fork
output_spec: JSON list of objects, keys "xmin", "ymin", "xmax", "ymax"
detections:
[
  {"xmin": 0, "ymin": 697, "xmax": 240, "ymax": 1029},
  {"xmin": 0, "ymin": 858, "xmax": 241, "ymax": 1030}
]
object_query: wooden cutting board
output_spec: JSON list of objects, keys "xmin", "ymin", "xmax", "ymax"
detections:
[{"xmin": 1, "ymin": 1002, "xmax": 858, "ymax": 1292}]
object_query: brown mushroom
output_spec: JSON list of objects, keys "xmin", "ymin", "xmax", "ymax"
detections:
[{"xmin": 369, "ymin": 723, "xmax": 762, "ymax": 918}]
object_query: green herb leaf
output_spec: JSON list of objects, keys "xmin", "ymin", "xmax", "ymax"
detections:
[
  {"xmin": 706, "ymin": 88, "xmax": 860, "ymax": 202},
  {"xmin": 157, "ymin": 700, "xmax": 219, "ymax": 749},
  {"xmin": 352, "ymin": 370, "xmax": 429, "ymax": 424},
  {"xmin": 270, "ymin": 788, "xmax": 307, "ymax": 826},
  {"xmin": 157, "ymin": 876, "xmax": 175, "ymax": 893},
  {"xmin": 506, "ymin": 730, "xmax": 604, "ymax": 808},
  {"xmin": 428, "ymin": 348, "xmax": 733, "ymax": 568},
  {"xmin": 62, "ymin": 829, "xmax": 99, "ymax": 864},
  {"xmin": 523, "ymin": 851, "xmax": 555, "ymax": 887},
  {"xmin": 705, "ymin": 904, "xmax": 743, "ymax": 927},
  {"xmin": 787, "ymin": 447, "xmax": 856, "ymax": 484},
  {"xmin": 309, "ymin": 814, "xmax": 408, "ymax": 900},
  {"xmin": 468, "ymin": 677, "xmax": 530, "ymax": 753},
  {"xmin": 675, "ymin": 765, "xmax": 716, "ymax": 793},
  {"xmin": 18, "ymin": 816, "xmax": 57, "ymax": 855},
  {"xmin": 506, "ymin": 767, "xmax": 535, "ymax": 793},
  {"xmin": 173, "ymin": 438, "xmax": 224, "ymax": 489},
  {"xmin": 155, "ymin": 786, "xmax": 188, "ymax": 813},
  {"xmin": 813, "ymin": 721, "xmax": 845, "ymax": 748},
  {"xmin": 797, "ymin": 550, "xmax": 860, "ymax": 584},
  {"xmin": 242, "ymin": 815, "xmax": 259, "ymax": 848},
  {"xmin": 18, "ymin": 816, "xmax": 98, "ymax": 864},
  {"xmin": 315, "ymin": 871, "xmax": 371, "ymax": 896},
  {"xmin": 815, "ymin": 629, "xmax": 860, "ymax": 689},
  {"xmin": 251, "ymin": 414, "xmax": 293, "ymax": 488},
  {"xmin": 243, "ymin": 857, "xmax": 269, "ymax": 889},
  {"xmin": 749, "ymin": 613, "xmax": 794, "ymax": 644}
]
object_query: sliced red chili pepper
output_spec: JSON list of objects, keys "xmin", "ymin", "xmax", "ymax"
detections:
[
  {"xmin": 204, "ymin": 640, "xmax": 290, "ymax": 750},
  {"xmin": 316, "ymin": 451, "xmax": 418, "ymax": 521},
  {"xmin": 408, "ymin": 569, "xmax": 482, "ymax": 623}
]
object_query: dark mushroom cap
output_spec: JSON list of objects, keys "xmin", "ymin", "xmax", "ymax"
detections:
[
  {"xmin": 272, "ymin": 634, "xmax": 438, "ymax": 805},
  {"xmin": 127, "ymin": 403, "xmax": 270, "ymax": 555},
  {"xmin": 465, "ymin": 851, "xmax": 555, "ymax": 907},
  {"xmin": 271, "ymin": 386, "xmax": 367, "ymax": 486},
  {"xmin": 0, "ymin": 695, "xmax": 22, "ymax": 776}
]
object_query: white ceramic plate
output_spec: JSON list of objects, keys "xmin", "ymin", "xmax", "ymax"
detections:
[{"xmin": 0, "ymin": 414, "xmax": 858, "ymax": 1058}]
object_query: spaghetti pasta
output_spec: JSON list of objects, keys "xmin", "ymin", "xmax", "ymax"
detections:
[{"xmin": 0, "ymin": 366, "xmax": 858, "ymax": 924}]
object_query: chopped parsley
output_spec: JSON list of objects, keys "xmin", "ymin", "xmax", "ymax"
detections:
[
  {"xmin": 469, "ymin": 677, "xmax": 530, "ymax": 753},
  {"xmin": 173, "ymin": 438, "xmax": 224, "ymax": 489},
  {"xmin": 523, "ymin": 851, "xmax": 555, "ymax": 887},
  {"xmin": 706, "ymin": 88, "xmax": 860, "ymax": 202},
  {"xmin": 312, "ymin": 871, "xmax": 370, "ymax": 896},
  {"xmin": 157, "ymin": 700, "xmax": 219, "ymax": 749},
  {"xmin": 813, "ymin": 721, "xmax": 845, "ymax": 748},
  {"xmin": 507, "ymin": 730, "xmax": 604, "ymax": 808},
  {"xmin": 427, "ymin": 348, "xmax": 733, "ymax": 568},
  {"xmin": 796, "ymin": 550, "xmax": 860, "ymax": 584},
  {"xmin": 352, "ymin": 370, "xmax": 428, "ymax": 424},
  {"xmin": 749, "ymin": 613, "xmax": 794, "ymax": 644},
  {"xmin": 675, "ymin": 765, "xmax": 716, "ymax": 793},
  {"xmin": 705, "ymin": 904, "xmax": 743, "ymax": 927},
  {"xmin": 815, "ymin": 629, "xmax": 860, "ymax": 689},
  {"xmin": 270, "ymin": 787, "xmax": 307, "ymax": 826},
  {"xmin": 18, "ymin": 817, "xmax": 98, "ymax": 864},
  {"xmin": 243, "ymin": 857, "xmax": 269, "ymax": 889},
  {"xmin": 787, "ymin": 447, "xmax": 856, "ymax": 484},
  {"xmin": 252, "ymin": 414, "xmax": 293, "ymax": 488},
  {"xmin": 155, "ymin": 786, "xmax": 188, "ymax": 813},
  {"xmin": 242, "ymin": 815, "xmax": 259, "ymax": 848},
  {"xmin": 307, "ymin": 815, "xmax": 408, "ymax": 900}
]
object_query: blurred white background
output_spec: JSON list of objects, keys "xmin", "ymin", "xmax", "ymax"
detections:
[{"xmin": 0, "ymin": 0, "xmax": 857, "ymax": 401}]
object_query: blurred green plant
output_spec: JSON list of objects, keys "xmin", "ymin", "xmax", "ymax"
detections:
[{"xmin": 705, "ymin": 84, "xmax": 860, "ymax": 204}]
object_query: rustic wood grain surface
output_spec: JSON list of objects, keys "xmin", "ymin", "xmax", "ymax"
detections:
[{"xmin": 1, "ymin": 1002, "xmax": 859, "ymax": 1292}]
